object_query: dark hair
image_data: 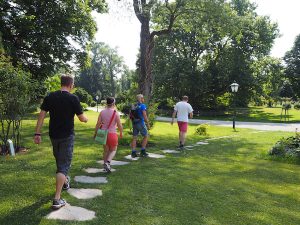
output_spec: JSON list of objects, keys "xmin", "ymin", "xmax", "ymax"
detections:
[
  {"xmin": 61, "ymin": 75, "xmax": 74, "ymax": 87},
  {"xmin": 106, "ymin": 97, "xmax": 115, "ymax": 105},
  {"xmin": 182, "ymin": 95, "xmax": 188, "ymax": 101}
]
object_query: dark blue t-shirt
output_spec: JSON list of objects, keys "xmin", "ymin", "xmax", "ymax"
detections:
[{"xmin": 41, "ymin": 91, "xmax": 83, "ymax": 139}]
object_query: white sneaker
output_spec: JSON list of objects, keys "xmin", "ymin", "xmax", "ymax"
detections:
[{"xmin": 104, "ymin": 162, "xmax": 111, "ymax": 173}]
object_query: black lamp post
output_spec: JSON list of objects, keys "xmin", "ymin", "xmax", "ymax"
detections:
[
  {"xmin": 230, "ymin": 81, "xmax": 239, "ymax": 130},
  {"xmin": 96, "ymin": 95, "xmax": 99, "ymax": 112}
]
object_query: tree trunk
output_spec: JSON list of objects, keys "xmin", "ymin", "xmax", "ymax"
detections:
[
  {"xmin": 109, "ymin": 68, "xmax": 116, "ymax": 97},
  {"xmin": 139, "ymin": 19, "xmax": 154, "ymax": 102}
]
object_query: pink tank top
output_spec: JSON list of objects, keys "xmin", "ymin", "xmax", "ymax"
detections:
[{"xmin": 100, "ymin": 108, "xmax": 119, "ymax": 133}]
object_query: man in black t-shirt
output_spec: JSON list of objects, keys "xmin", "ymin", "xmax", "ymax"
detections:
[{"xmin": 34, "ymin": 74, "xmax": 88, "ymax": 209}]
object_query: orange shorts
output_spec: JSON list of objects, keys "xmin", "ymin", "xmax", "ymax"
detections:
[{"xmin": 106, "ymin": 132, "xmax": 118, "ymax": 148}]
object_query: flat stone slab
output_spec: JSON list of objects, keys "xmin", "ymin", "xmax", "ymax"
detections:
[
  {"xmin": 196, "ymin": 142, "xmax": 209, "ymax": 145},
  {"xmin": 97, "ymin": 160, "xmax": 130, "ymax": 166},
  {"xmin": 124, "ymin": 155, "xmax": 140, "ymax": 161},
  {"xmin": 147, "ymin": 153, "xmax": 166, "ymax": 158},
  {"xmin": 184, "ymin": 145, "xmax": 194, "ymax": 148},
  {"xmin": 46, "ymin": 204, "xmax": 96, "ymax": 221},
  {"xmin": 74, "ymin": 176, "xmax": 108, "ymax": 184},
  {"xmin": 67, "ymin": 188, "xmax": 102, "ymax": 199},
  {"xmin": 84, "ymin": 168, "xmax": 116, "ymax": 173},
  {"xmin": 162, "ymin": 149, "xmax": 180, "ymax": 154}
]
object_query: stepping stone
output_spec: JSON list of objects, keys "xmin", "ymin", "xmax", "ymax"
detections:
[
  {"xmin": 162, "ymin": 149, "xmax": 180, "ymax": 154},
  {"xmin": 67, "ymin": 188, "xmax": 102, "ymax": 199},
  {"xmin": 147, "ymin": 153, "xmax": 166, "ymax": 158},
  {"xmin": 46, "ymin": 204, "xmax": 96, "ymax": 221},
  {"xmin": 74, "ymin": 176, "xmax": 108, "ymax": 184},
  {"xmin": 196, "ymin": 142, "xmax": 209, "ymax": 145},
  {"xmin": 184, "ymin": 145, "xmax": 194, "ymax": 148},
  {"xmin": 124, "ymin": 155, "xmax": 140, "ymax": 161},
  {"xmin": 84, "ymin": 168, "xmax": 116, "ymax": 173},
  {"xmin": 97, "ymin": 160, "xmax": 130, "ymax": 166}
]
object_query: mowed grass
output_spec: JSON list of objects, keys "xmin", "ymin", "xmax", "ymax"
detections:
[
  {"xmin": 1, "ymin": 110, "xmax": 300, "ymax": 225},
  {"xmin": 196, "ymin": 106, "xmax": 300, "ymax": 123}
]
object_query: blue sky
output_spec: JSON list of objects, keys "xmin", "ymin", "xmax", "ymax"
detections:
[{"xmin": 93, "ymin": 0, "xmax": 300, "ymax": 69}]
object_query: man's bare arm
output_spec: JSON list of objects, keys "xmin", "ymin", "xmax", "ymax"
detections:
[
  {"xmin": 142, "ymin": 110, "xmax": 150, "ymax": 129},
  {"xmin": 34, "ymin": 110, "xmax": 47, "ymax": 144},
  {"xmin": 171, "ymin": 111, "xmax": 177, "ymax": 125},
  {"xmin": 77, "ymin": 113, "xmax": 88, "ymax": 123}
]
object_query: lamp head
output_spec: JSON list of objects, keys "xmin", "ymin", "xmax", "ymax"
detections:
[{"xmin": 230, "ymin": 81, "xmax": 239, "ymax": 93}]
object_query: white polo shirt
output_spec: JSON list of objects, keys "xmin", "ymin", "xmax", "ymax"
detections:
[{"xmin": 174, "ymin": 101, "xmax": 193, "ymax": 122}]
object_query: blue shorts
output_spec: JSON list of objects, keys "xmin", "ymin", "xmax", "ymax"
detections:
[
  {"xmin": 51, "ymin": 135, "xmax": 74, "ymax": 176},
  {"xmin": 132, "ymin": 122, "xmax": 148, "ymax": 137}
]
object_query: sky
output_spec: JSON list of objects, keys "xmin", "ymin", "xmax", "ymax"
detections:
[{"xmin": 93, "ymin": 0, "xmax": 300, "ymax": 69}]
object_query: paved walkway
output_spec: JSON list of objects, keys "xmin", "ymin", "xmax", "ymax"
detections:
[
  {"xmin": 87, "ymin": 107, "xmax": 299, "ymax": 132},
  {"xmin": 156, "ymin": 116, "xmax": 300, "ymax": 132}
]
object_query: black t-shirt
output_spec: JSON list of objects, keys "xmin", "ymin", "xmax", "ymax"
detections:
[{"xmin": 41, "ymin": 91, "xmax": 83, "ymax": 139}]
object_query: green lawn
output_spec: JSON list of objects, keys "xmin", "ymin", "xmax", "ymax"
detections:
[
  {"xmin": 195, "ymin": 106, "xmax": 300, "ymax": 123},
  {"xmin": 1, "ymin": 111, "xmax": 300, "ymax": 225}
]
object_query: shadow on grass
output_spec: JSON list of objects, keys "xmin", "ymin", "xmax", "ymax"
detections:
[
  {"xmin": 2, "ymin": 121, "xmax": 299, "ymax": 225},
  {"xmin": 0, "ymin": 195, "xmax": 52, "ymax": 225},
  {"xmin": 93, "ymin": 135, "xmax": 300, "ymax": 225}
]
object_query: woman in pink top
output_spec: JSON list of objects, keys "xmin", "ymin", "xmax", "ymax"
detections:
[{"xmin": 94, "ymin": 97, "xmax": 123, "ymax": 173}]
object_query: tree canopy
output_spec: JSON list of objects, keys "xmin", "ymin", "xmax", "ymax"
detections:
[
  {"xmin": 76, "ymin": 42, "xmax": 125, "ymax": 99},
  {"xmin": 0, "ymin": 0, "xmax": 107, "ymax": 80},
  {"xmin": 284, "ymin": 34, "xmax": 300, "ymax": 98},
  {"xmin": 152, "ymin": 0, "xmax": 279, "ymax": 109}
]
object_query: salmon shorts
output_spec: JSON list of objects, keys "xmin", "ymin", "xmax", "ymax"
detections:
[
  {"xmin": 106, "ymin": 132, "xmax": 118, "ymax": 148},
  {"xmin": 177, "ymin": 121, "xmax": 188, "ymax": 132}
]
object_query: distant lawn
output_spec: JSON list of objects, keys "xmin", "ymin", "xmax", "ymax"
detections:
[
  {"xmin": 194, "ymin": 106, "xmax": 300, "ymax": 123},
  {"xmin": 1, "ymin": 110, "xmax": 300, "ymax": 225}
]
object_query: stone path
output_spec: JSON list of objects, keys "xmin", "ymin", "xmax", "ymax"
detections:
[
  {"xmin": 156, "ymin": 116, "xmax": 300, "ymax": 132},
  {"xmin": 67, "ymin": 188, "xmax": 102, "ymax": 199},
  {"xmin": 84, "ymin": 168, "xmax": 116, "ymax": 173},
  {"xmin": 46, "ymin": 135, "xmax": 235, "ymax": 221},
  {"xmin": 97, "ymin": 160, "xmax": 130, "ymax": 165},
  {"xmin": 162, "ymin": 149, "xmax": 180, "ymax": 154},
  {"xmin": 46, "ymin": 204, "xmax": 96, "ymax": 221},
  {"xmin": 74, "ymin": 176, "xmax": 108, "ymax": 184}
]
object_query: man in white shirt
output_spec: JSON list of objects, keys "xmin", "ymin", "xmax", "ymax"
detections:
[{"xmin": 171, "ymin": 96, "xmax": 193, "ymax": 148}]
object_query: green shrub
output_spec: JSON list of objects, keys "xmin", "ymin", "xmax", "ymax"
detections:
[
  {"xmin": 80, "ymin": 102, "xmax": 88, "ymax": 111},
  {"xmin": 74, "ymin": 87, "xmax": 93, "ymax": 106},
  {"xmin": 0, "ymin": 54, "xmax": 38, "ymax": 150},
  {"xmin": 147, "ymin": 102, "xmax": 159, "ymax": 129},
  {"xmin": 195, "ymin": 124, "xmax": 209, "ymax": 136},
  {"xmin": 90, "ymin": 101, "xmax": 96, "ymax": 107},
  {"xmin": 269, "ymin": 134, "xmax": 300, "ymax": 158},
  {"xmin": 294, "ymin": 102, "xmax": 300, "ymax": 110}
]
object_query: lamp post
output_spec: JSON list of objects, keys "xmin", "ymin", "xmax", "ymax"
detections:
[
  {"xmin": 230, "ymin": 81, "xmax": 239, "ymax": 130},
  {"xmin": 96, "ymin": 96, "xmax": 99, "ymax": 112}
]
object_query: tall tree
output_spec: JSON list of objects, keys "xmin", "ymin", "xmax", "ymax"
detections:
[
  {"xmin": 0, "ymin": 0, "xmax": 107, "ymax": 80},
  {"xmin": 152, "ymin": 0, "xmax": 278, "ymax": 108},
  {"xmin": 77, "ymin": 42, "xmax": 124, "ymax": 98},
  {"xmin": 132, "ymin": 0, "xmax": 186, "ymax": 101},
  {"xmin": 284, "ymin": 34, "xmax": 300, "ymax": 98}
]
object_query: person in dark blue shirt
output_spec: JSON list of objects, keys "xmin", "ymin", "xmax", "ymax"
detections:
[{"xmin": 130, "ymin": 94, "xmax": 150, "ymax": 158}]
